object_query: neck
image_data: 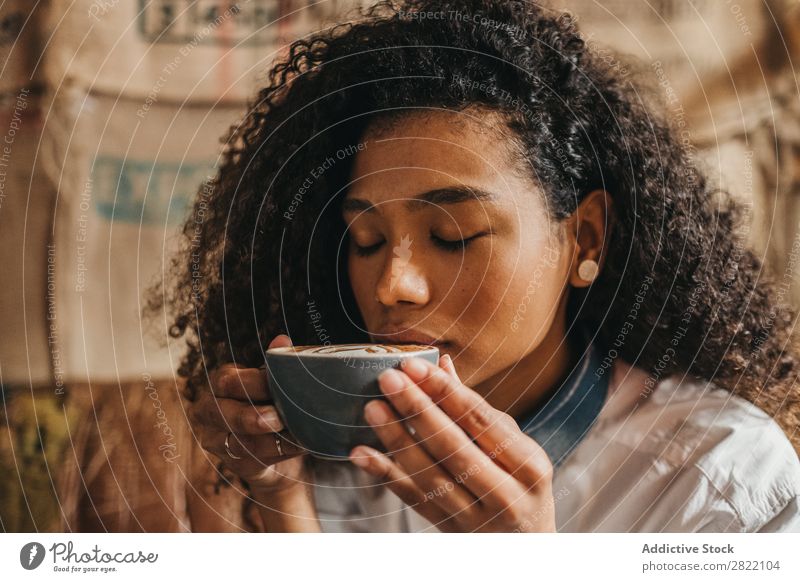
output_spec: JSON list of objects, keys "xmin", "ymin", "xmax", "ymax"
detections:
[{"xmin": 474, "ymin": 309, "xmax": 579, "ymax": 420}]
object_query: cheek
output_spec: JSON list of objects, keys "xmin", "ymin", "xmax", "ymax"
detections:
[
  {"xmin": 463, "ymin": 238, "xmax": 567, "ymax": 348},
  {"xmin": 348, "ymin": 255, "xmax": 375, "ymax": 312},
  {"xmin": 440, "ymin": 243, "xmax": 567, "ymax": 385},
  {"xmin": 503, "ymin": 250, "xmax": 566, "ymax": 334},
  {"xmin": 465, "ymin": 237, "xmax": 564, "ymax": 313}
]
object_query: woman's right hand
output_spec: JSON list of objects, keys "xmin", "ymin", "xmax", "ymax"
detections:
[{"xmin": 190, "ymin": 334, "xmax": 309, "ymax": 496}]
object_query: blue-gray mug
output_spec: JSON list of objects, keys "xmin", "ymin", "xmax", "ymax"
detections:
[{"xmin": 265, "ymin": 344, "xmax": 439, "ymax": 460}]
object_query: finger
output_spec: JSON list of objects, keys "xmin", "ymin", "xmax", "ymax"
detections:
[
  {"xmin": 377, "ymin": 368, "xmax": 517, "ymax": 501},
  {"xmin": 209, "ymin": 336, "xmax": 291, "ymax": 401},
  {"xmin": 201, "ymin": 396, "xmax": 284, "ymax": 435},
  {"xmin": 400, "ymin": 358, "xmax": 553, "ymax": 485},
  {"xmin": 349, "ymin": 445, "xmax": 455, "ymax": 531},
  {"xmin": 439, "ymin": 353, "xmax": 461, "ymax": 384},
  {"xmin": 213, "ymin": 429, "xmax": 306, "ymax": 462},
  {"xmin": 361, "ymin": 398, "xmax": 479, "ymax": 517},
  {"xmin": 213, "ymin": 366, "xmax": 270, "ymax": 401},
  {"xmin": 212, "ymin": 437, "xmax": 306, "ymax": 485},
  {"xmin": 268, "ymin": 334, "xmax": 292, "ymax": 350}
]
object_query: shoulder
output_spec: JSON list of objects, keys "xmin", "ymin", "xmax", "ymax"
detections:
[
  {"xmin": 577, "ymin": 366, "xmax": 800, "ymax": 531},
  {"xmin": 645, "ymin": 374, "xmax": 798, "ymax": 472}
]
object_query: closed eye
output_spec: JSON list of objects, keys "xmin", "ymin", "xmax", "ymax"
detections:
[
  {"xmin": 430, "ymin": 231, "xmax": 489, "ymax": 252},
  {"xmin": 353, "ymin": 240, "xmax": 385, "ymax": 257}
]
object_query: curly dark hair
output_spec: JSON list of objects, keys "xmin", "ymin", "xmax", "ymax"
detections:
[{"xmin": 149, "ymin": 0, "xmax": 800, "ymax": 458}]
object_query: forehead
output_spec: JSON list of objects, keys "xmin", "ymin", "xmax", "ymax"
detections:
[{"xmin": 344, "ymin": 109, "xmax": 533, "ymax": 203}]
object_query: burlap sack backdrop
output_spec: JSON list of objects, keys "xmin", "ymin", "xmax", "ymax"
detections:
[
  {"xmin": 1, "ymin": 0, "xmax": 365, "ymax": 532},
  {"xmin": 0, "ymin": 0, "xmax": 62, "ymax": 533}
]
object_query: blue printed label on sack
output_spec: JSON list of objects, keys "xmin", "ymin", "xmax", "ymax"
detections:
[
  {"xmin": 137, "ymin": 0, "xmax": 279, "ymax": 45},
  {"xmin": 92, "ymin": 156, "xmax": 213, "ymax": 225}
]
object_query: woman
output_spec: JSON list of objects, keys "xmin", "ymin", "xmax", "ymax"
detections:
[{"xmin": 152, "ymin": 0, "xmax": 800, "ymax": 532}]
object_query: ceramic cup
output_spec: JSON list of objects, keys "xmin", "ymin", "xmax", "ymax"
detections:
[{"xmin": 265, "ymin": 343, "xmax": 440, "ymax": 460}]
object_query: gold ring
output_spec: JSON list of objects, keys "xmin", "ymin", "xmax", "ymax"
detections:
[
  {"xmin": 275, "ymin": 434, "xmax": 284, "ymax": 456},
  {"xmin": 224, "ymin": 432, "xmax": 242, "ymax": 460}
]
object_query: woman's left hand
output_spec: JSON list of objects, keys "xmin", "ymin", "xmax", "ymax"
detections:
[{"xmin": 349, "ymin": 355, "xmax": 557, "ymax": 532}]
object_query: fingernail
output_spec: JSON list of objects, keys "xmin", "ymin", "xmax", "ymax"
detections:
[
  {"xmin": 401, "ymin": 357, "xmax": 427, "ymax": 376},
  {"xmin": 379, "ymin": 368, "xmax": 404, "ymax": 394},
  {"xmin": 364, "ymin": 400, "xmax": 388, "ymax": 424},
  {"xmin": 349, "ymin": 448, "xmax": 371, "ymax": 468},
  {"xmin": 258, "ymin": 412, "xmax": 282, "ymax": 430},
  {"xmin": 441, "ymin": 354, "xmax": 452, "ymax": 366}
]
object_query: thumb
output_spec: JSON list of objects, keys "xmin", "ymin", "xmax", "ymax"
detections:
[
  {"xmin": 262, "ymin": 335, "xmax": 293, "ymax": 373},
  {"xmin": 268, "ymin": 334, "xmax": 293, "ymax": 350}
]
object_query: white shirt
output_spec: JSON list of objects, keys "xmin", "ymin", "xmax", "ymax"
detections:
[{"xmin": 309, "ymin": 358, "xmax": 800, "ymax": 532}]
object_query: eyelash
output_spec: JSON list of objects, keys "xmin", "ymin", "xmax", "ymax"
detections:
[
  {"xmin": 353, "ymin": 232, "xmax": 488, "ymax": 256},
  {"xmin": 431, "ymin": 233, "xmax": 482, "ymax": 252},
  {"xmin": 354, "ymin": 241, "xmax": 384, "ymax": 257}
]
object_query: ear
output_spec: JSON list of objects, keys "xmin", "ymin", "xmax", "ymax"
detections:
[{"xmin": 566, "ymin": 189, "xmax": 614, "ymax": 288}]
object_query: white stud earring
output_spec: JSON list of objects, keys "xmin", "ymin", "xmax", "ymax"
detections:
[{"xmin": 578, "ymin": 259, "xmax": 599, "ymax": 282}]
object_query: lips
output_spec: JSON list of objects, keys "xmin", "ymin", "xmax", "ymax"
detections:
[{"xmin": 370, "ymin": 329, "xmax": 446, "ymax": 346}]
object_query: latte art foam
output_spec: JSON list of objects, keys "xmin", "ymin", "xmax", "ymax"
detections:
[{"xmin": 272, "ymin": 343, "xmax": 436, "ymax": 357}]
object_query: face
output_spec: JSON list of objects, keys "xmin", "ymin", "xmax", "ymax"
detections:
[{"xmin": 341, "ymin": 109, "xmax": 599, "ymax": 389}]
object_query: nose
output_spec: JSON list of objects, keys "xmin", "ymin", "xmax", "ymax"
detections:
[{"xmin": 374, "ymin": 236, "xmax": 431, "ymax": 306}]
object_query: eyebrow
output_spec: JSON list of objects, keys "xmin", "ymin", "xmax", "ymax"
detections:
[{"xmin": 341, "ymin": 186, "xmax": 496, "ymax": 214}]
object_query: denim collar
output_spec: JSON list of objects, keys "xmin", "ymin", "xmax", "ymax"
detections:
[{"xmin": 514, "ymin": 333, "xmax": 609, "ymax": 470}]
